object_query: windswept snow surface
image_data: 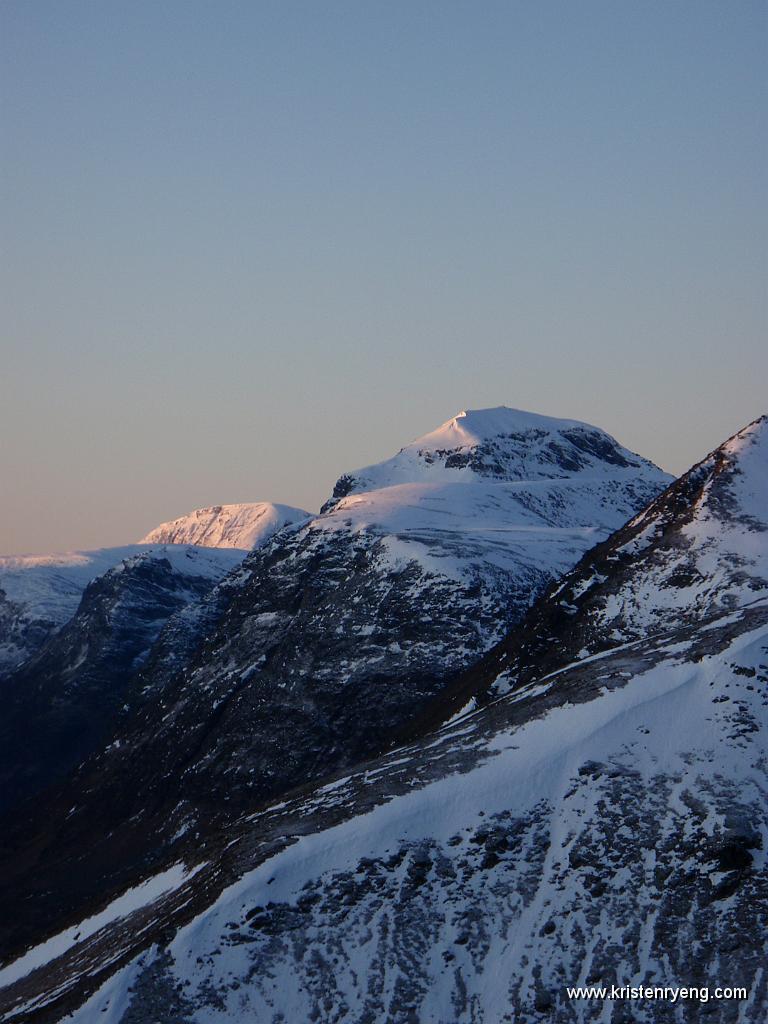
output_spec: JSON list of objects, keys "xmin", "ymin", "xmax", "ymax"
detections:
[
  {"xmin": 53, "ymin": 603, "xmax": 768, "ymax": 1024},
  {"xmin": 138, "ymin": 502, "xmax": 309, "ymax": 549}
]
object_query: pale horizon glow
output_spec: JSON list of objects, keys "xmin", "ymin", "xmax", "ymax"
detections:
[{"xmin": 1, "ymin": 1, "xmax": 766, "ymax": 554}]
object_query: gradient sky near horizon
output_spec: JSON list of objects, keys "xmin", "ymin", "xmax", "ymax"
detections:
[{"xmin": 1, "ymin": 1, "xmax": 766, "ymax": 554}]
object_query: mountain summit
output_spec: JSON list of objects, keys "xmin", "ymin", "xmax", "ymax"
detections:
[{"xmin": 327, "ymin": 405, "xmax": 665, "ymax": 502}]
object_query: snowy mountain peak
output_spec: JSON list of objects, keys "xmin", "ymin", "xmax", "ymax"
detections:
[
  {"xmin": 409, "ymin": 405, "xmax": 593, "ymax": 450},
  {"xmin": 712, "ymin": 413, "xmax": 768, "ymax": 498},
  {"xmin": 138, "ymin": 502, "xmax": 309, "ymax": 549},
  {"xmin": 327, "ymin": 405, "xmax": 669, "ymax": 503}
]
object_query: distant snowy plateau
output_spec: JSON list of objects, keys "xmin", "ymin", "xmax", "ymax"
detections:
[{"xmin": 0, "ymin": 407, "xmax": 766, "ymax": 1024}]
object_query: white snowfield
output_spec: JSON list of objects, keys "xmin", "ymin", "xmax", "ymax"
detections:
[
  {"xmin": 0, "ymin": 547, "xmax": 145, "ymax": 626},
  {"xmin": 312, "ymin": 476, "xmax": 638, "ymax": 595},
  {"xmin": 138, "ymin": 502, "xmax": 309, "ymax": 549}
]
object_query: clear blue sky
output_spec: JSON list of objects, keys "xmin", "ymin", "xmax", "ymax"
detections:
[{"xmin": 1, "ymin": 0, "xmax": 766, "ymax": 553}]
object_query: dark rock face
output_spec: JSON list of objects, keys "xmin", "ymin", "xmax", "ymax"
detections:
[
  {"xmin": 0, "ymin": 587, "xmax": 58, "ymax": 679},
  {"xmin": 321, "ymin": 472, "xmax": 357, "ymax": 512},
  {"xmin": 434, "ymin": 425, "xmax": 635, "ymax": 478},
  {"xmin": 0, "ymin": 555, "xmax": 219, "ymax": 816},
  {"xmin": 0, "ymin": 547, "xmax": 165, "ymax": 679}
]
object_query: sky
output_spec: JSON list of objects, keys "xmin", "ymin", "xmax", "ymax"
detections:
[{"xmin": 1, "ymin": 0, "xmax": 766, "ymax": 554}]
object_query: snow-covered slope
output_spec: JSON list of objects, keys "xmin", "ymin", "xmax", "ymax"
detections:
[
  {"xmin": 138, "ymin": 502, "xmax": 309, "ymax": 548},
  {"xmin": 570, "ymin": 413, "xmax": 768, "ymax": 634},
  {"xmin": 0, "ymin": 503, "xmax": 307, "ymax": 675}
]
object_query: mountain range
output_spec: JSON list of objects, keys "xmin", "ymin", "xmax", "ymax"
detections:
[
  {"xmin": 0, "ymin": 407, "xmax": 764, "ymax": 1024},
  {"xmin": 0, "ymin": 502, "xmax": 309, "ymax": 677}
]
